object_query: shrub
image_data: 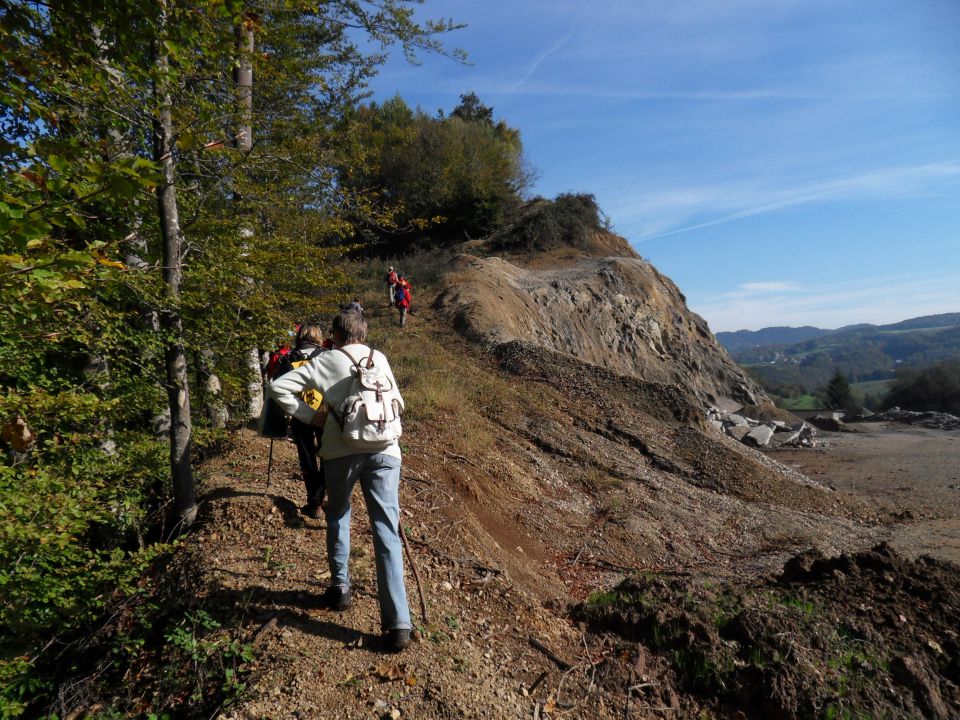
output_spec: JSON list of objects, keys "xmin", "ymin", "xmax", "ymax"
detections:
[{"xmin": 490, "ymin": 193, "xmax": 606, "ymax": 254}]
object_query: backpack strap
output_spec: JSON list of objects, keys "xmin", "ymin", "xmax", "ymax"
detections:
[
  {"xmin": 337, "ymin": 347, "xmax": 362, "ymax": 369},
  {"xmin": 336, "ymin": 346, "xmax": 375, "ymax": 370}
]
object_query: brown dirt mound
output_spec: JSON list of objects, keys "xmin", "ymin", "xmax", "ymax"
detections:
[{"xmin": 574, "ymin": 543, "xmax": 960, "ymax": 719}]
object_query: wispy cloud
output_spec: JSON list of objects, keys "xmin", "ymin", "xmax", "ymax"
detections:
[
  {"xmin": 515, "ymin": 18, "xmax": 584, "ymax": 88},
  {"xmin": 694, "ymin": 270, "xmax": 960, "ymax": 332},
  {"xmin": 737, "ymin": 281, "xmax": 805, "ymax": 294},
  {"xmin": 614, "ymin": 159, "xmax": 960, "ymax": 242}
]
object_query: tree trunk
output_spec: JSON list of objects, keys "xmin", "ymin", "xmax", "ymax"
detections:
[
  {"xmin": 234, "ymin": 16, "xmax": 264, "ymax": 420},
  {"xmin": 200, "ymin": 349, "xmax": 229, "ymax": 429},
  {"xmin": 154, "ymin": 2, "xmax": 196, "ymax": 527}
]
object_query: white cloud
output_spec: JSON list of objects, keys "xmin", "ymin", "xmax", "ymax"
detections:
[{"xmin": 694, "ymin": 270, "xmax": 960, "ymax": 332}]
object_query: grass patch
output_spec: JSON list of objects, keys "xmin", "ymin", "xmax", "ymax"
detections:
[{"xmin": 779, "ymin": 394, "xmax": 821, "ymax": 410}]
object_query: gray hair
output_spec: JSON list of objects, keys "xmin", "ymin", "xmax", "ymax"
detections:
[{"xmin": 331, "ymin": 311, "xmax": 367, "ymax": 344}]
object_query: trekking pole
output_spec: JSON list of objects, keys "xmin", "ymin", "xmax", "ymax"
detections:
[{"xmin": 267, "ymin": 438, "xmax": 274, "ymax": 487}]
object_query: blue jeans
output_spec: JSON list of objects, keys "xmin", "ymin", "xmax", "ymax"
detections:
[{"xmin": 324, "ymin": 453, "xmax": 410, "ymax": 631}]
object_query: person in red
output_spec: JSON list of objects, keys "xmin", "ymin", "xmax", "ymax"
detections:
[
  {"xmin": 384, "ymin": 266, "xmax": 398, "ymax": 305},
  {"xmin": 394, "ymin": 281, "xmax": 410, "ymax": 326},
  {"xmin": 397, "ymin": 275, "xmax": 413, "ymax": 317}
]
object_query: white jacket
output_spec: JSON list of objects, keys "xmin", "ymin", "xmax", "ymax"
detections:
[{"xmin": 268, "ymin": 344, "xmax": 403, "ymax": 461}]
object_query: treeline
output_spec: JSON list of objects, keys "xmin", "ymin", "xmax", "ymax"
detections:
[
  {"xmin": 883, "ymin": 359, "xmax": 960, "ymax": 415},
  {"xmin": 738, "ymin": 321, "xmax": 960, "ymax": 405},
  {"xmin": 0, "ymin": 0, "xmax": 465, "ymax": 715}
]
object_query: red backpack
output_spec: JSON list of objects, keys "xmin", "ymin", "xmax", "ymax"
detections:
[{"xmin": 265, "ymin": 346, "xmax": 292, "ymax": 379}]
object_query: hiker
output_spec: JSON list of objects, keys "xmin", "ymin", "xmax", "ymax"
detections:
[
  {"xmin": 343, "ymin": 298, "xmax": 364, "ymax": 315},
  {"xmin": 268, "ymin": 311, "xmax": 412, "ymax": 651},
  {"xmin": 397, "ymin": 276, "xmax": 412, "ymax": 314},
  {"xmin": 394, "ymin": 281, "xmax": 410, "ymax": 326},
  {"xmin": 384, "ymin": 266, "xmax": 398, "ymax": 305},
  {"xmin": 272, "ymin": 323, "xmax": 327, "ymax": 518}
]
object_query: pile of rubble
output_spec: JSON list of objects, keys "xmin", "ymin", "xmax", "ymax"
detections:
[
  {"xmin": 849, "ymin": 407, "xmax": 960, "ymax": 431},
  {"xmin": 706, "ymin": 408, "xmax": 816, "ymax": 448}
]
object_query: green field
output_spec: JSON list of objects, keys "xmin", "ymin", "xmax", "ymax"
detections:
[
  {"xmin": 779, "ymin": 394, "xmax": 821, "ymax": 411},
  {"xmin": 852, "ymin": 379, "xmax": 895, "ymax": 394}
]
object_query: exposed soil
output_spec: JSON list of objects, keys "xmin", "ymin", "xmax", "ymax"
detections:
[
  {"xmin": 64, "ymin": 246, "xmax": 960, "ymax": 719},
  {"xmin": 767, "ymin": 422, "xmax": 960, "ymax": 564}
]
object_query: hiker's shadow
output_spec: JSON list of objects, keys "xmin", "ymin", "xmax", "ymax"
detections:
[
  {"xmin": 205, "ymin": 585, "xmax": 389, "ymax": 652},
  {"xmin": 201, "ymin": 487, "xmax": 315, "ymax": 529}
]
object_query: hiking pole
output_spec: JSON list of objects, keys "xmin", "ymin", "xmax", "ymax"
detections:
[{"xmin": 267, "ymin": 438, "xmax": 274, "ymax": 487}]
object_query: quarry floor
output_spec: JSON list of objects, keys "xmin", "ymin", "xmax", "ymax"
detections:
[{"xmin": 768, "ymin": 421, "xmax": 960, "ymax": 564}]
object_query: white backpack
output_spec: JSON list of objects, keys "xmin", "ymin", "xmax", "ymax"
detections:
[{"xmin": 328, "ymin": 347, "xmax": 404, "ymax": 450}]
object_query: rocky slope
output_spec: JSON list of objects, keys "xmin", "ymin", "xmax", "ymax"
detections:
[{"xmin": 435, "ymin": 232, "xmax": 766, "ymax": 412}]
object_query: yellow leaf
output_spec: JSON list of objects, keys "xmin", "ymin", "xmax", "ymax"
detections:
[{"xmin": 95, "ymin": 256, "xmax": 126, "ymax": 270}]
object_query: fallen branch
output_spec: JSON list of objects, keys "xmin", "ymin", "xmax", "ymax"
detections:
[
  {"xmin": 403, "ymin": 468, "xmax": 433, "ymax": 485},
  {"xmin": 528, "ymin": 671, "xmax": 548, "ymax": 694},
  {"xmin": 528, "ymin": 637, "xmax": 572, "ymax": 671},
  {"xmin": 443, "ymin": 450, "xmax": 477, "ymax": 467},
  {"xmin": 400, "ymin": 526, "xmax": 429, "ymax": 624}
]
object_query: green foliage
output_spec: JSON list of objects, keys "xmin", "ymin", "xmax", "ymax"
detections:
[
  {"xmin": 1, "ymin": 0, "xmax": 465, "ymax": 713},
  {"xmin": 162, "ymin": 609, "xmax": 255, "ymax": 710},
  {"xmin": 339, "ymin": 93, "xmax": 532, "ymax": 248},
  {"xmin": 882, "ymin": 358, "xmax": 960, "ymax": 413},
  {"xmin": 824, "ymin": 369, "xmax": 853, "ymax": 411},
  {"xmin": 489, "ymin": 193, "xmax": 607, "ymax": 254}
]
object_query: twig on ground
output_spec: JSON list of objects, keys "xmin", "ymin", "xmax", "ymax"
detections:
[
  {"xmin": 572, "ymin": 543, "xmax": 589, "ymax": 566},
  {"xmin": 250, "ymin": 616, "xmax": 277, "ymax": 645},
  {"xmin": 443, "ymin": 450, "xmax": 477, "ymax": 467},
  {"xmin": 529, "ymin": 636, "xmax": 572, "ymax": 670},
  {"xmin": 400, "ymin": 524, "xmax": 430, "ymax": 624},
  {"xmin": 528, "ymin": 671, "xmax": 548, "ymax": 693},
  {"xmin": 403, "ymin": 469, "xmax": 433, "ymax": 485},
  {"xmin": 555, "ymin": 663, "xmax": 583, "ymax": 709}
]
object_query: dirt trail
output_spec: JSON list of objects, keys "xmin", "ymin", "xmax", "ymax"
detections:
[{"xmin": 193, "ymin": 430, "xmax": 603, "ymax": 720}]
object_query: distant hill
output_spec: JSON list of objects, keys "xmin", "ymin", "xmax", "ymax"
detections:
[
  {"xmin": 716, "ymin": 326, "xmax": 831, "ymax": 353},
  {"xmin": 716, "ymin": 313, "xmax": 960, "ymax": 401}
]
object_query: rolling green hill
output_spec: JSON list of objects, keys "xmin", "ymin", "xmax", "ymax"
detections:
[{"xmin": 716, "ymin": 313, "xmax": 960, "ymax": 401}]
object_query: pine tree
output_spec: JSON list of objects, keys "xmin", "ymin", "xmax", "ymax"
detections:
[{"xmin": 825, "ymin": 369, "xmax": 853, "ymax": 410}]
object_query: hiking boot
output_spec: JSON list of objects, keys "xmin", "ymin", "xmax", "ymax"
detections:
[
  {"xmin": 385, "ymin": 628, "xmax": 411, "ymax": 652},
  {"xmin": 300, "ymin": 503, "xmax": 322, "ymax": 519},
  {"xmin": 321, "ymin": 585, "xmax": 352, "ymax": 611}
]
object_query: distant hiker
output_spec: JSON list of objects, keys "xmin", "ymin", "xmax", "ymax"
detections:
[
  {"xmin": 397, "ymin": 276, "xmax": 413, "ymax": 316},
  {"xmin": 268, "ymin": 311, "xmax": 412, "ymax": 651},
  {"xmin": 343, "ymin": 298, "xmax": 364, "ymax": 315},
  {"xmin": 394, "ymin": 282, "xmax": 410, "ymax": 326},
  {"xmin": 385, "ymin": 266, "xmax": 398, "ymax": 305},
  {"xmin": 272, "ymin": 323, "xmax": 327, "ymax": 518}
]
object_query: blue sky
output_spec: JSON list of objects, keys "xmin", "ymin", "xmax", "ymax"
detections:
[{"xmin": 367, "ymin": 0, "xmax": 960, "ymax": 331}]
